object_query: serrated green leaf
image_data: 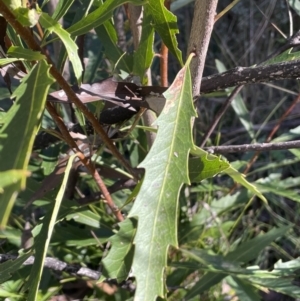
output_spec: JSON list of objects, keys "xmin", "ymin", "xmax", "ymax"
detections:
[
  {"xmin": 39, "ymin": 12, "xmax": 83, "ymax": 83},
  {"xmin": 133, "ymin": 7, "xmax": 154, "ymax": 80},
  {"xmin": 146, "ymin": 0, "xmax": 183, "ymax": 65},
  {"xmin": 189, "ymin": 155, "xmax": 230, "ymax": 182},
  {"xmin": 249, "ymin": 277, "xmax": 300, "ymax": 298},
  {"xmin": 255, "ymin": 175, "xmax": 300, "ymax": 202},
  {"xmin": 25, "ymin": 154, "xmax": 78, "ymax": 301},
  {"xmin": 191, "ymin": 146, "xmax": 267, "ymax": 203},
  {"xmin": 67, "ymin": 0, "xmax": 147, "ymax": 38},
  {"xmin": 0, "ymin": 60, "xmax": 54, "ymax": 229},
  {"xmin": 7, "ymin": 46, "xmax": 46, "ymax": 61},
  {"xmin": 100, "ymin": 218, "xmax": 137, "ymax": 282},
  {"xmin": 128, "ymin": 54, "xmax": 196, "ymax": 301}
]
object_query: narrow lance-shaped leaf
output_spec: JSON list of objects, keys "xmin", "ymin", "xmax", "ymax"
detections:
[
  {"xmin": 146, "ymin": 0, "xmax": 183, "ymax": 65},
  {"xmin": 25, "ymin": 154, "xmax": 79, "ymax": 301},
  {"xmin": 0, "ymin": 60, "xmax": 54, "ymax": 229},
  {"xmin": 66, "ymin": 0, "xmax": 147, "ymax": 38},
  {"xmin": 133, "ymin": 7, "xmax": 155, "ymax": 81},
  {"xmin": 128, "ymin": 53, "xmax": 196, "ymax": 301},
  {"xmin": 7, "ymin": 46, "xmax": 46, "ymax": 61},
  {"xmin": 95, "ymin": 20, "xmax": 133, "ymax": 74},
  {"xmin": 39, "ymin": 12, "xmax": 83, "ymax": 84},
  {"xmin": 51, "ymin": 0, "xmax": 75, "ymax": 21}
]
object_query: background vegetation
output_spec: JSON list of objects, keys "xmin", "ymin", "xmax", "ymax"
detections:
[{"xmin": 1, "ymin": 0, "xmax": 300, "ymax": 300}]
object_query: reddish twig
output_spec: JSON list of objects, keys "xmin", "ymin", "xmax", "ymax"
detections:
[
  {"xmin": 160, "ymin": 0, "xmax": 171, "ymax": 87},
  {"xmin": 76, "ymin": 153, "xmax": 124, "ymax": 222},
  {"xmin": 46, "ymin": 102, "xmax": 80, "ymax": 151},
  {"xmin": 159, "ymin": 0, "xmax": 170, "ymax": 87},
  {"xmin": 160, "ymin": 41, "xmax": 168, "ymax": 87}
]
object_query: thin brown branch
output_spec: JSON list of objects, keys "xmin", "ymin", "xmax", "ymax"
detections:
[
  {"xmin": 91, "ymin": 165, "xmax": 124, "ymax": 222},
  {"xmin": 46, "ymin": 102, "xmax": 80, "ymax": 151},
  {"xmin": 199, "ymin": 59, "xmax": 300, "ymax": 95},
  {"xmin": 73, "ymin": 150, "xmax": 125, "ymax": 221},
  {"xmin": 242, "ymin": 92, "xmax": 300, "ymax": 175},
  {"xmin": 200, "ymin": 85, "xmax": 243, "ymax": 147},
  {"xmin": 188, "ymin": 0, "xmax": 218, "ymax": 96},
  {"xmin": 204, "ymin": 140, "xmax": 300, "ymax": 154}
]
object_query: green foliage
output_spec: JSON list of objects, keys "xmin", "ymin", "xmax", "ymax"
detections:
[
  {"xmin": 0, "ymin": 1, "xmax": 300, "ymax": 301},
  {"xmin": 100, "ymin": 218, "xmax": 137, "ymax": 282},
  {"xmin": 39, "ymin": 12, "xmax": 83, "ymax": 83},
  {"xmin": 146, "ymin": 0, "xmax": 183, "ymax": 65},
  {"xmin": 0, "ymin": 60, "xmax": 54, "ymax": 228},
  {"xmin": 66, "ymin": 0, "xmax": 147, "ymax": 37},
  {"xmin": 133, "ymin": 7, "xmax": 155, "ymax": 80}
]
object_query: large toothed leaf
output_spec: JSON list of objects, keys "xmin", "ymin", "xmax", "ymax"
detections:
[
  {"xmin": 0, "ymin": 60, "xmax": 54, "ymax": 229},
  {"xmin": 128, "ymin": 54, "xmax": 196, "ymax": 301},
  {"xmin": 146, "ymin": 0, "xmax": 183, "ymax": 65}
]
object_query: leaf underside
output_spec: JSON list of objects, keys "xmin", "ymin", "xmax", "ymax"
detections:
[{"xmin": 128, "ymin": 54, "xmax": 196, "ymax": 301}]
